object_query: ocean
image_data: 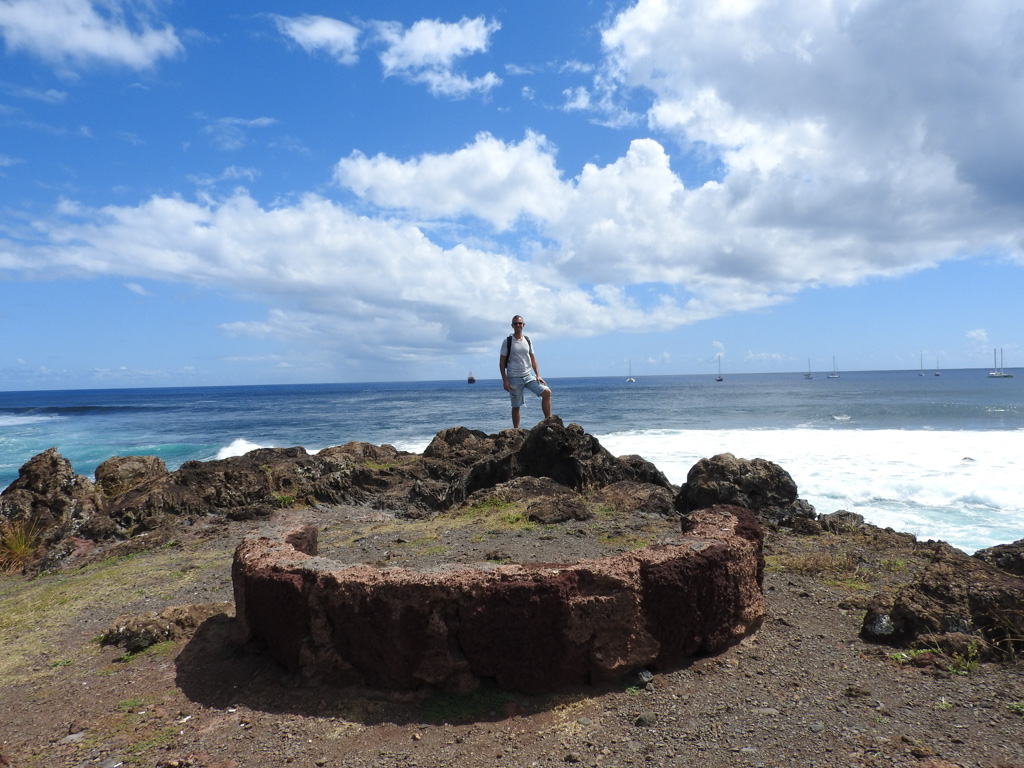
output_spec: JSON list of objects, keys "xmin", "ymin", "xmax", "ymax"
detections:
[{"xmin": 2, "ymin": 368, "xmax": 1022, "ymax": 554}]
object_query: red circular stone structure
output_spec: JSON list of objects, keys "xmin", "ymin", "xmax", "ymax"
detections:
[{"xmin": 231, "ymin": 505, "xmax": 765, "ymax": 693}]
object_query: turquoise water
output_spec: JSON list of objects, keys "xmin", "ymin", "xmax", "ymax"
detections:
[{"xmin": 2, "ymin": 369, "xmax": 1022, "ymax": 553}]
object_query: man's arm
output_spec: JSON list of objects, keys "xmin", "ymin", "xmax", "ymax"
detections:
[
  {"xmin": 530, "ymin": 353, "xmax": 546, "ymax": 384},
  {"xmin": 500, "ymin": 354, "xmax": 511, "ymax": 390}
]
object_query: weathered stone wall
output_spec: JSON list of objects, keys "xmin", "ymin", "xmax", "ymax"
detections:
[{"xmin": 232, "ymin": 505, "xmax": 765, "ymax": 694}]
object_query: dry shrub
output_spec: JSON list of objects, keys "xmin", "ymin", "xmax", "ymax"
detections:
[{"xmin": 0, "ymin": 519, "xmax": 43, "ymax": 574}]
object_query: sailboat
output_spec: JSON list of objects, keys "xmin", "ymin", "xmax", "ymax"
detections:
[
  {"xmin": 919, "ymin": 352, "xmax": 925, "ymax": 376},
  {"xmin": 626, "ymin": 360, "xmax": 635, "ymax": 383},
  {"xmin": 934, "ymin": 358, "xmax": 941, "ymax": 377},
  {"xmin": 827, "ymin": 357, "xmax": 840, "ymax": 378},
  {"xmin": 715, "ymin": 354, "xmax": 723, "ymax": 382},
  {"xmin": 804, "ymin": 358, "xmax": 813, "ymax": 379},
  {"xmin": 989, "ymin": 348, "xmax": 1014, "ymax": 378},
  {"xmin": 467, "ymin": 371, "xmax": 476, "ymax": 384}
]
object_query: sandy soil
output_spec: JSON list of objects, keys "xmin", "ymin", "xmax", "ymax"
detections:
[{"xmin": 1, "ymin": 505, "xmax": 1023, "ymax": 768}]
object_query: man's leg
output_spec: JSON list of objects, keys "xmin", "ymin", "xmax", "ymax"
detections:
[
  {"xmin": 541, "ymin": 388, "xmax": 551, "ymax": 418},
  {"xmin": 511, "ymin": 406, "xmax": 521, "ymax": 428}
]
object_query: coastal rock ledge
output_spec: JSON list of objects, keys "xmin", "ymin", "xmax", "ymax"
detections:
[{"xmin": 231, "ymin": 505, "xmax": 766, "ymax": 694}]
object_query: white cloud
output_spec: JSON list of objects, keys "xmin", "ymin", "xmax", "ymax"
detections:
[
  {"xmin": 562, "ymin": 86, "xmax": 591, "ymax": 112},
  {"xmin": 273, "ymin": 14, "xmax": 360, "ymax": 65},
  {"xmin": 2, "ymin": 190, "xmax": 717, "ymax": 362},
  {"xmin": 4, "ymin": 0, "xmax": 1024, "ymax": 373},
  {"xmin": 0, "ymin": 0, "xmax": 182, "ymax": 69},
  {"xmin": 200, "ymin": 115, "xmax": 277, "ymax": 151},
  {"xmin": 334, "ymin": 131, "xmax": 568, "ymax": 231},
  {"xmin": 188, "ymin": 165, "xmax": 260, "ymax": 187},
  {"xmin": 374, "ymin": 16, "xmax": 501, "ymax": 97},
  {"xmin": 598, "ymin": 0, "xmax": 1024, "ymax": 252},
  {"xmin": 124, "ymin": 282, "xmax": 150, "ymax": 296},
  {"xmin": 1, "ymin": 83, "xmax": 67, "ymax": 102}
]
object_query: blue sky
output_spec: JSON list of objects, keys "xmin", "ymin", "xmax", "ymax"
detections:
[{"xmin": 1, "ymin": 0, "xmax": 1023, "ymax": 390}]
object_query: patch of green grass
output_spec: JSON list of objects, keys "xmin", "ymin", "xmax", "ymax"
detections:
[
  {"xmin": 949, "ymin": 642, "xmax": 981, "ymax": 676},
  {"xmin": 497, "ymin": 511, "xmax": 537, "ymax": 531},
  {"xmin": 272, "ymin": 492, "xmax": 296, "ymax": 508},
  {"xmin": 824, "ymin": 576, "xmax": 873, "ymax": 591},
  {"xmin": 888, "ymin": 648, "xmax": 933, "ymax": 665},
  {"xmin": 129, "ymin": 724, "xmax": 179, "ymax": 754},
  {"xmin": 766, "ymin": 549, "xmax": 877, "ymax": 589},
  {"xmin": 115, "ymin": 639, "xmax": 177, "ymax": 664},
  {"xmin": 599, "ymin": 532, "xmax": 652, "ymax": 550},
  {"xmin": 117, "ymin": 697, "xmax": 150, "ymax": 712},
  {"xmin": 766, "ymin": 550, "xmax": 859, "ymax": 575},
  {"xmin": 455, "ymin": 496, "xmax": 517, "ymax": 520},
  {"xmin": 1008, "ymin": 701, "xmax": 1024, "ymax": 716},
  {"xmin": 0, "ymin": 544, "xmax": 227, "ymax": 686}
]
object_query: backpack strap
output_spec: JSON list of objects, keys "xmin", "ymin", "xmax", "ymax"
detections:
[{"xmin": 503, "ymin": 334, "xmax": 532, "ymax": 367}]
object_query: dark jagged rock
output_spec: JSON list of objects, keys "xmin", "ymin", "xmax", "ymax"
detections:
[
  {"xmin": 104, "ymin": 447, "xmax": 311, "ymax": 531},
  {"xmin": 515, "ymin": 417, "xmax": 672, "ymax": 492},
  {"xmin": 860, "ymin": 541, "xmax": 1024, "ymax": 657},
  {"xmin": 973, "ymin": 538, "xmax": 1024, "ymax": 577},
  {"xmin": 674, "ymin": 452, "xmax": 816, "ymax": 530},
  {"xmin": 95, "ymin": 455, "xmax": 168, "ymax": 498},
  {"xmin": 0, "ymin": 447, "xmax": 101, "ymax": 544},
  {"xmin": 1, "ymin": 419, "xmax": 676, "ymax": 568},
  {"xmin": 231, "ymin": 505, "xmax": 765, "ymax": 694}
]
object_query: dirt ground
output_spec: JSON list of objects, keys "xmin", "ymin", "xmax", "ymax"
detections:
[{"xmin": 1, "ymin": 503, "xmax": 1023, "ymax": 768}]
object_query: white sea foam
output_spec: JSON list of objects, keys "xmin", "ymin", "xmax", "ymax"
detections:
[
  {"xmin": 0, "ymin": 414, "xmax": 55, "ymax": 427},
  {"xmin": 597, "ymin": 428, "xmax": 1024, "ymax": 554},
  {"xmin": 216, "ymin": 438, "xmax": 268, "ymax": 460}
]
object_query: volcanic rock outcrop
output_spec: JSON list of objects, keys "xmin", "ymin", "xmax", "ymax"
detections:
[
  {"xmin": 675, "ymin": 452, "xmax": 817, "ymax": 530},
  {"xmin": 231, "ymin": 505, "xmax": 766, "ymax": 694},
  {"xmin": 1, "ymin": 417, "xmax": 674, "ymax": 556},
  {"xmin": 973, "ymin": 537, "xmax": 1024, "ymax": 578},
  {"xmin": 860, "ymin": 540, "xmax": 1024, "ymax": 658}
]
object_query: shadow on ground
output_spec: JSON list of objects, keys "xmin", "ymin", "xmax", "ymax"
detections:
[{"xmin": 173, "ymin": 614, "xmax": 639, "ymax": 726}]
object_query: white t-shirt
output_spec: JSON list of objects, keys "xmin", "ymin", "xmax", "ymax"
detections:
[{"xmin": 501, "ymin": 335, "xmax": 534, "ymax": 377}]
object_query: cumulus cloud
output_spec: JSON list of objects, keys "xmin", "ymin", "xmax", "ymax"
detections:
[
  {"xmin": 562, "ymin": 86, "xmax": 591, "ymax": 112},
  {"xmin": 0, "ymin": 0, "xmax": 182, "ymax": 69},
  {"xmin": 334, "ymin": 131, "xmax": 567, "ymax": 231},
  {"xmin": 598, "ymin": 0, "xmax": 1024, "ymax": 257},
  {"xmin": 374, "ymin": 16, "xmax": 501, "ymax": 97},
  {"xmin": 4, "ymin": 1, "xmax": 1024, "ymax": 373},
  {"xmin": 272, "ymin": 14, "xmax": 359, "ymax": 65},
  {"xmin": 1, "ymin": 189, "xmax": 716, "ymax": 360}
]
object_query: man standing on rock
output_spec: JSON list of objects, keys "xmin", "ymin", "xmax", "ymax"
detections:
[{"xmin": 499, "ymin": 315, "xmax": 552, "ymax": 428}]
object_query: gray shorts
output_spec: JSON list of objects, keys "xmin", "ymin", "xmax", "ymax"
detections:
[{"xmin": 508, "ymin": 373, "xmax": 548, "ymax": 408}]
